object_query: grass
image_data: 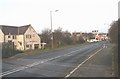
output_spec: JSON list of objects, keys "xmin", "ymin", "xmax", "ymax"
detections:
[{"xmin": 3, "ymin": 42, "xmax": 93, "ymax": 60}]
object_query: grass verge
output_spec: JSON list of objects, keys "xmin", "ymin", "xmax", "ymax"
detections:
[{"xmin": 3, "ymin": 42, "xmax": 93, "ymax": 60}]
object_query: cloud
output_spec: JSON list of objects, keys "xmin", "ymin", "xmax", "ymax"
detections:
[{"xmin": 0, "ymin": 0, "xmax": 118, "ymax": 33}]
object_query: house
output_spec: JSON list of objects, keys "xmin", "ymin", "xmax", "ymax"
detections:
[
  {"xmin": 0, "ymin": 24, "xmax": 41, "ymax": 50},
  {"xmin": 72, "ymin": 32, "xmax": 82, "ymax": 37},
  {"xmin": 63, "ymin": 31, "xmax": 71, "ymax": 37},
  {"xmin": 95, "ymin": 33, "xmax": 109, "ymax": 41},
  {"xmin": 72, "ymin": 32, "xmax": 93, "ymax": 41}
]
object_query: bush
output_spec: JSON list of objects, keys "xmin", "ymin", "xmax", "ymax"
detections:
[
  {"xmin": 2, "ymin": 42, "xmax": 23, "ymax": 58},
  {"xmin": 77, "ymin": 36, "xmax": 85, "ymax": 44},
  {"xmin": 63, "ymin": 35, "xmax": 73, "ymax": 45}
]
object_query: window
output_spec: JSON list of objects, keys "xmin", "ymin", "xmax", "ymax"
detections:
[
  {"xmin": 12, "ymin": 35, "xmax": 16, "ymax": 39},
  {"xmin": 19, "ymin": 42, "xmax": 22, "ymax": 46},
  {"xmin": 8, "ymin": 36, "xmax": 10, "ymax": 38},
  {"xmin": 26, "ymin": 35, "xmax": 28, "ymax": 38},
  {"xmin": 26, "ymin": 45, "xmax": 29, "ymax": 48},
  {"xmin": 30, "ymin": 35, "xmax": 31, "ymax": 38},
  {"xmin": 26, "ymin": 35, "xmax": 32, "ymax": 39}
]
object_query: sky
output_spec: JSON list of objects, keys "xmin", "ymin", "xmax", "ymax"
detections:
[{"xmin": 0, "ymin": 0, "xmax": 119, "ymax": 33}]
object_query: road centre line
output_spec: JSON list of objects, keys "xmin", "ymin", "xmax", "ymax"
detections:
[
  {"xmin": 65, "ymin": 48, "xmax": 103, "ymax": 78},
  {"xmin": 1, "ymin": 48, "xmax": 83, "ymax": 77}
]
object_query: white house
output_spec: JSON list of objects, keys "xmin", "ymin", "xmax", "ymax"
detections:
[{"xmin": 0, "ymin": 24, "xmax": 41, "ymax": 50}]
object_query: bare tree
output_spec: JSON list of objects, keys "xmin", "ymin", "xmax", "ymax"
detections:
[
  {"xmin": 53, "ymin": 27, "xmax": 64, "ymax": 47},
  {"xmin": 71, "ymin": 34, "xmax": 85, "ymax": 44},
  {"xmin": 40, "ymin": 28, "xmax": 51, "ymax": 47},
  {"xmin": 77, "ymin": 36, "xmax": 85, "ymax": 44},
  {"xmin": 62, "ymin": 31, "xmax": 72, "ymax": 45},
  {"xmin": 71, "ymin": 34, "xmax": 77, "ymax": 44}
]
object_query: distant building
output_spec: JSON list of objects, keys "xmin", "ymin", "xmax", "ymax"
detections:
[
  {"xmin": 72, "ymin": 32, "xmax": 95, "ymax": 42},
  {"xmin": 87, "ymin": 30, "xmax": 109, "ymax": 42},
  {"xmin": 72, "ymin": 32, "xmax": 82, "ymax": 37},
  {"xmin": 95, "ymin": 33, "xmax": 108, "ymax": 41},
  {"xmin": 63, "ymin": 31, "xmax": 71, "ymax": 37},
  {"xmin": 0, "ymin": 24, "xmax": 41, "ymax": 50},
  {"xmin": 91, "ymin": 30, "xmax": 99, "ymax": 35}
]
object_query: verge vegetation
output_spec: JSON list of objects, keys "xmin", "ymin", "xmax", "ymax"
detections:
[{"xmin": 108, "ymin": 18, "xmax": 119, "ymax": 77}]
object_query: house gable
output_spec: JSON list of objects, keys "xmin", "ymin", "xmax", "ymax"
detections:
[
  {"xmin": 24, "ymin": 25, "xmax": 41, "ymax": 50},
  {"xmin": 24, "ymin": 25, "xmax": 40, "ymax": 39},
  {"xmin": 19, "ymin": 25, "xmax": 30, "ymax": 34}
]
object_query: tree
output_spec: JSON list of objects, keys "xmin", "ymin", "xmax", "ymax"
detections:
[
  {"xmin": 63, "ymin": 35, "xmax": 73, "ymax": 45},
  {"xmin": 71, "ymin": 34, "xmax": 85, "ymax": 44},
  {"xmin": 76, "ymin": 36, "xmax": 85, "ymax": 44},
  {"xmin": 53, "ymin": 27, "xmax": 64, "ymax": 47},
  {"xmin": 40, "ymin": 28, "xmax": 51, "ymax": 47},
  {"xmin": 109, "ymin": 20, "xmax": 118, "ymax": 43},
  {"xmin": 2, "ymin": 42, "xmax": 23, "ymax": 58},
  {"xmin": 108, "ymin": 19, "xmax": 119, "ymax": 77},
  {"xmin": 71, "ymin": 34, "xmax": 78, "ymax": 44},
  {"xmin": 87, "ymin": 33, "xmax": 95, "ymax": 39}
]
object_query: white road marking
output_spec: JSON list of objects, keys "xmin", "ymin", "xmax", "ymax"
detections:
[
  {"xmin": 64, "ymin": 54, "xmax": 73, "ymax": 56},
  {"xmin": 1, "ymin": 56, "xmax": 63, "ymax": 77},
  {"xmin": 65, "ymin": 48, "xmax": 103, "ymax": 78},
  {"xmin": 102, "ymin": 44, "xmax": 108, "ymax": 48},
  {"xmin": 63, "ymin": 49, "xmax": 82, "ymax": 56},
  {"xmin": 1, "ymin": 66, "xmax": 28, "ymax": 77},
  {"xmin": 1, "ymin": 49, "xmax": 81, "ymax": 77},
  {"xmin": 1, "ymin": 46, "xmax": 97, "ymax": 77}
]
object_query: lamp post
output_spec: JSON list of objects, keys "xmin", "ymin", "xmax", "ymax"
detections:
[{"xmin": 50, "ymin": 10, "xmax": 59, "ymax": 48}]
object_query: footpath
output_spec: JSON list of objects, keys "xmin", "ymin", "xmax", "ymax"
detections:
[{"xmin": 70, "ymin": 44, "xmax": 114, "ymax": 77}]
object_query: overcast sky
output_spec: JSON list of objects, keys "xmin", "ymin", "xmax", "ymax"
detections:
[{"xmin": 0, "ymin": 0, "xmax": 119, "ymax": 33}]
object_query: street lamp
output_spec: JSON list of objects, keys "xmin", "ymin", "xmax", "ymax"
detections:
[{"xmin": 50, "ymin": 10, "xmax": 59, "ymax": 48}]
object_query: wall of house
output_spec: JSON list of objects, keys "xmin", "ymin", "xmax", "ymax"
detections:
[
  {"xmin": 4, "ymin": 35, "xmax": 24, "ymax": 50},
  {"xmin": 4, "ymin": 35, "xmax": 18, "ymax": 43},
  {"xmin": 16, "ymin": 35, "xmax": 24, "ymax": 50},
  {"xmin": 5, "ymin": 35, "xmax": 12, "ymax": 42},
  {"xmin": 24, "ymin": 26, "xmax": 41, "ymax": 50},
  {"xmin": 0, "ymin": 29, "xmax": 4, "ymax": 42}
]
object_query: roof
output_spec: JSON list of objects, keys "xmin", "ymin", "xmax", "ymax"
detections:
[
  {"xmin": 0, "ymin": 24, "xmax": 30, "ymax": 35},
  {"xmin": 19, "ymin": 25, "xmax": 30, "ymax": 34}
]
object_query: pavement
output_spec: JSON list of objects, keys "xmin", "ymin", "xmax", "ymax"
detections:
[
  {"xmin": 69, "ymin": 43, "xmax": 113, "ymax": 77},
  {"xmin": 1, "ymin": 42, "xmax": 114, "ymax": 77}
]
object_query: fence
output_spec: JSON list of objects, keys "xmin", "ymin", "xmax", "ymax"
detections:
[{"xmin": 2, "ymin": 42, "xmax": 23, "ymax": 58}]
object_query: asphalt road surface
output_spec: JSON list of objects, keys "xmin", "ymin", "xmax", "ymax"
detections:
[{"xmin": 1, "ymin": 42, "xmax": 113, "ymax": 77}]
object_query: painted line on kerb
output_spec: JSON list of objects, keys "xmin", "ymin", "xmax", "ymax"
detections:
[
  {"xmin": 65, "ymin": 48, "xmax": 103, "ymax": 78},
  {"xmin": 0, "ymin": 48, "xmax": 83, "ymax": 77}
]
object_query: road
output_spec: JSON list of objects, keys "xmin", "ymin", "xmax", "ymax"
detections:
[{"xmin": 1, "ymin": 42, "xmax": 113, "ymax": 77}]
